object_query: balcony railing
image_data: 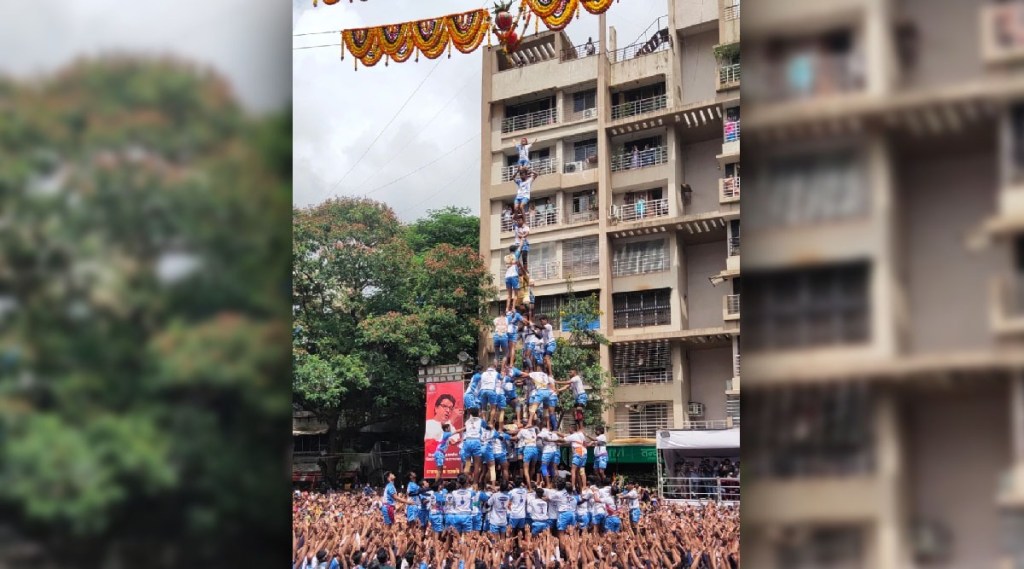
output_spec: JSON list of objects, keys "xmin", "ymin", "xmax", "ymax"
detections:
[
  {"xmin": 612, "ymin": 250, "xmax": 668, "ymax": 277},
  {"xmin": 754, "ymin": 53, "xmax": 864, "ymax": 103},
  {"xmin": 616, "ymin": 197, "xmax": 670, "ymax": 224},
  {"xmin": 608, "ymin": 21, "xmax": 671, "ymax": 63},
  {"xmin": 612, "ymin": 417, "xmax": 672, "ymax": 439},
  {"xmin": 611, "ymin": 94, "xmax": 668, "ymax": 120},
  {"xmin": 567, "ymin": 207, "xmax": 599, "ymax": 224},
  {"xmin": 728, "ymin": 235, "xmax": 740, "ymax": 257},
  {"xmin": 501, "ymin": 108, "xmax": 558, "ymax": 134},
  {"xmin": 562, "ymin": 260, "xmax": 599, "ymax": 279},
  {"xmin": 724, "ymin": 120, "xmax": 741, "ymax": 143},
  {"xmin": 531, "ymin": 259, "xmax": 562, "ymax": 281},
  {"xmin": 718, "ymin": 63, "xmax": 741, "ymax": 87},
  {"xmin": 499, "ymin": 214, "xmax": 515, "ymax": 233},
  {"xmin": 719, "ymin": 177, "xmax": 740, "ymax": 202},
  {"xmin": 615, "ymin": 368, "xmax": 671, "ymax": 385},
  {"xmin": 724, "ymin": 294, "xmax": 740, "ymax": 319},
  {"xmin": 682, "ymin": 419, "xmax": 733, "ymax": 430},
  {"xmin": 723, "ymin": 1, "xmax": 740, "ymax": 21},
  {"xmin": 502, "ymin": 157, "xmax": 558, "ymax": 182},
  {"xmin": 561, "ymin": 40, "xmax": 600, "ymax": 61},
  {"xmin": 732, "ymin": 352, "xmax": 741, "ymax": 379},
  {"xmin": 526, "ymin": 205, "xmax": 561, "ymax": 229},
  {"xmin": 661, "ymin": 477, "xmax": 740, "ymax": 502},
  {"xmin": 563, "ymin": 150, "xmax": 598, "ymax": 173},
  {"xmin": 610, "ymin": 146, "xmax": 669, "ymax": 172}
]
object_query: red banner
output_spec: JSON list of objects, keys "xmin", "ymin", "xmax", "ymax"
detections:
[{"xmin": 423, "ymin": 381, "xmax": 464, "ymax": 480}]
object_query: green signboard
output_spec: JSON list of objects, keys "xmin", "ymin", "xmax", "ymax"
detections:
[{"xmin": 560, "ymin": 445, "xmax": 657, "ymax": 465}]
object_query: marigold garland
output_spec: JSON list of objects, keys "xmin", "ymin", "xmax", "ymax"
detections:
[
  {"xmin": 338, "ymin": 9, "xmax": 491, "ymax": 67},
  {"xmin": 523, "ymin": 0, "xmax": 618, "ymax": 30}
]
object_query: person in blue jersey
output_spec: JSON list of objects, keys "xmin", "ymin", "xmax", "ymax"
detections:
[
  {"xmin": 434, "ymin": 423, "xmax": 464, "ymax": 486},
  {"xmin": 461, "ymin": 407, "xmax": 487, "ymax": 485},
  {"xmin": 506, "ymin": 476, "xmax": 529, "ymax": 536},
  {"xmin": 515, "ymin": 420, "xmax": 540, "ymax": 490},
  {"xmin": 537, "ymin": 425, "xmax": 561, "ymax": 488},
  {"xmin": 592, "ymin": 426, "xmax": 609, "ymax": 486},
  {"xmin": 464, "ymin": 366, "xmax": 482, "ymax": 416},
  {"xmin": 492, "ymin": 313, "xmax": 510, "ymax": 367},
  {"xmin": 486, "ymin": 481, "xmax": 512, "ymax": 537},
  {"xmin": 480, "ymin": 425, "xmax": 496, "ymax": 486},
  {"xmin": 505, "ymin": 308, "xmax": 524, "ymax": 369},
  {"xmin": 405, "ymin": 471, "xmax": 422, "ymax": 527},
  {"xmin": 537, "ymin": 314, "xmax": 556, "ymax": 377},
  {"xmin": 490, "ymin": 425, "xmax": 511, "ymax": 484},
  {"xmin": 501, "ymin": 369, "xmax": 519, "ymax": 427},
  {"xmin": 471, "ymin": 484, "xmax": 486, "ymax": 533},
  {"xmin": 502, "ymin": 364, "xmax": 527, "ymax": 425},
  {"xmin": 623, "ymin": 482, "xmax": 642, "ymax": 528},
  {"xmin": 600, "ymin": 485, "xmax": 622, "ymax": 534},
  {"xmin": 589, "ymin": 483, "xmax": 607, "ymax": 534},
  {"xmin": 575, "ymin": 485, "xmax": 592, "ymax": 532},
  {"xmin": 476, "ymin": 366, "xmax": 501, "ymax": 426},
  {"xmin": 526, "ymin": 487, "xmax": 550, "ymax": 535},
  {"xmin": 381, "ymin": 471, "xmax": 415, "ymax": 527},
  {"xmin": 447, "ymin": 474, "xmax": 476, "ymax": 534},
  {"xmin": 563, "ymin": 422, "xmax": 595, "ymax": 490},
  {"xmin": 425, "ymin": 481, "xmax": 446, "ymax": 536},
  {"xmin": 555, "ymin": 369, "xmax": 588, "ymax": 430},
  {"xmin": 417, "ymin": 479, "xmax": 431, "ymax": 528}
]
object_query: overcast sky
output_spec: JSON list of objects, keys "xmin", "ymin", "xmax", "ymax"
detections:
[
  {"xmin": 0, "ymin": 0, "xmax": 291, "ymax": 114},
  {"xmin": 293, "ymin": 0, "xmax": 669, "ymax": 221}
]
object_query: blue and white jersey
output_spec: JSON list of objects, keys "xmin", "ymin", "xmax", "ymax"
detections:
[
  {"xmin": 526, "ymin": 496, "xmax": 549, "ymax": 520},
  {"xmin": 624, "ymin": 489, "xmax": 640, "ymax": 510},
  {"xmin": 432, "ymin": 490, "xmax": 447, "ymax": 513},
  {"xmin": 437, "ymin": 431, "xmax": 454, "ymax": 453},
  {"xmin": 576, "ymin": 490, "xmax": 592, "ymax": 516},
  {"xmin": 516, "ymin": 142, "xmax": 532, "ymax": 162},
  {"xmin": 421, "ymin": 490, "xmax": 433, "ymax": 510},
  {"xmin": 539, "ymin": 429, "xmax": 559, "ymax": 455},
  {"xmin": 384, "ymin": 482, "xmax": 397, "ymax": 506},
  {"xmin": 518, "ymin": 426, "xmax": 538, "ymax": 448},
  {"xmin": 491, "ymin": 431, "xmax": 509, "ymax": 454},
  {"xmin": 544, "ymin": 489, "xmax": 566, "ymax": 518},
  {"xmin": 479, "ymin": 368, "xmax": 500, "ymax": 391},
  {"xmin": 564, "ymin": 492, "xmax": 578, "ymax": 514},
  {"xmin": 472, "ymin": 491, "xmax": 482, "ymax": 515},
  {"xmin": 465, "ymin": 417, "xmax": 484, "ymax": 440},
  {"xmin": 594, "ymin": 434, "xmax": 608, "ymax": 457},
  {"xmin": 506, "ymin": 311, "xmax": 524, "ymax": 335},
  {"xmin": 508, "ymin": 487, "xmax": 528, "ymax": 519},
  {"xmin": 541, "ymin": 323, "xmax": 554, "ymax": 344},
  {"xmin": 487, "ymin": 492, "xmax": 511, "ymax": 526},
  {"xmin": 450, "ymin": 489, "xmax": 474, "ymax": 515},
  {"xmin": 481, "ymin": 428, "xmax": 494, "ymax": 448},
  {"xmin": 569, "ymin": 375, "xmax": 586, "ymax": 397},
  {"xmin": 514, "ymin": 176, "xmax": 534, "ymax": 199},
  {"xmin": 503, "ymin": 375, "xmax": 517, "ymax": 397},
  {"xmin": 407, "ymin": 481, "xmax": 420, "ymax": 500}
]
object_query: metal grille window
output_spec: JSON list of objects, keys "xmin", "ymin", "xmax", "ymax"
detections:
[
  {"xmin": 748, "ymin": 151, "xmax": 868, "ymax": 229},
  {"xmin": 726, "ymin": 396, "xmax": 740, "ymax": 424},
  {"xmin": 612, "ymin": 289, "xmax": 672, "ymax": 328},
  {"xmin": 617, "ymin": 402, "xmax": 671, "ymax": 438},
  {"xmin": 613, "ymin": 340, "xmax": 671, "ymax": 384},
  {"xmin": 745, "ymin": 263, "xmax": 869, "ymax": 351},
  {"xmin": 562, "ymin": 236, "xmax": 599, "ymax": 278},
  {"xmin": 529, "ymin": 243, "xmax": 560, "ymax": 281},
  {"xmin": 572, "ymin": 90, "xmax": 597, "ymax": 113},
  {"xmin": 569, "ymin": 190, "xmax": 598, "ymax": 223},
  {"xmin": 776, "ymin": 528, "xmax": 864, "ymax": 569},
  {"xmin": 612, "ymin": 239, "xmax": 668, "ymax": 276},
  {"xmin": 533, "ymin": 295, "xmax": 563, "ymax": 329},
  {"xmin": 573, "ymin": 138, "xmax": 598, "ymax": 162},
  {"xmin": 745, "ymin": 383, "xmax": 874, "ymax": 478}
]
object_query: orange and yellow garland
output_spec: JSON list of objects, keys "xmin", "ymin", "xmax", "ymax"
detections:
[
  {"xmin": 339, "ymin": 9, "xmax": 491, "ymax": 69},
  {"xmin": 523, "ymin": 0, "xmax": 618, "ymax": 31}
]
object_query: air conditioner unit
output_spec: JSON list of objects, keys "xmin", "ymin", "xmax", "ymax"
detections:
[
  {"xmin": 687, "ymin": 402, "xmax": 705, "ymax": 417},
  {"xmin": 564, "ymin": 161, "xmax": 582, "ymax": 173},
  {"xmin": 584, "ymin": 108, "xmax": 595, "ymax": 119},
  {"xmin": 609, "ymin": 205, "xmax": 620, "ymax": 220}
]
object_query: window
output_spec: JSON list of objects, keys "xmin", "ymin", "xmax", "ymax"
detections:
[
  {"xmin": 572, "ymin": 90, "xmax": 596, "ymax": 113},
  {"xmin": 728, "ymin": 220, "xmax": 740, "ymax": 256},
  {"xmin": 573, "ymin": 138, "xmax": 597, "ymax": 162},
  {"xmin": 293, "ymin": 434, "xmax": 328, "ymax": 454},
  {"xmin": 570, "ymin": 190, "xmax": 598, "ymax": 223},
  {"xmin": 748, "ymin": 151, "xmax": 867, "ymax": 229},
  {"xmin": 726, "ymin": 395, "xmax": 740, "ymax": 423},
  {"xmin": 776, "ymin": 527, "xmax": 864, "ymax": 569},
  {"xmin": 745, "ymin": 263, "xmax": 869, "ymax": 351},
  {"xmin": 612, "ymin": 239, "xmax": 668, "ymax": 276},
  {"xmin": 529, "ymin": 242, "xmax": 559, "ymax": 281},
  {"xmin": 533, "ymin": 295, "xmax": 563, "ymax": 329},
  {"xmin": 562, "ymin": 236, "xmax": 599, "ymax": 278},
  {"xmin": 613, "ymin": 289, "xmax": 672, "ymax": 328},
  {"xmin": 1013, "ymin": 103, "xmax": 1024, "ymax": 180},
  {"xmin": 746, "ymin": 383, "xmax": 874, "ymax": 478},
  {"xmin": 612, "ymin": 340, "xmax": 670, "ymax": 384},
  {"xmin": 621, "ymin": 83, "xmax": 665, "ymax": 104},
  {"xmin": 618, "ymin": 402, "xmax": 670, "ymax": 438}
]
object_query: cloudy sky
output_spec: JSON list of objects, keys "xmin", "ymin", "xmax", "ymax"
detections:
[
  {"xmin": 0, "ymin": 1, "xmax": 291, "ymax": 113},
  {"xmin": 293, "ymin": 0, "xmax": 669, "ymax": 221}
]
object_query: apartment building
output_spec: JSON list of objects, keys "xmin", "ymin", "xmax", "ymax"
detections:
[
  {"xmin": 477, "ymin": 0, "xmax": 741, "ymax": 477},
  {"xmin": 743, "ymin": 0, "xmax": 1024, "ymax": 567}
]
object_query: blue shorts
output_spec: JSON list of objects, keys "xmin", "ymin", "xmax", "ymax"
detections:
[
  {"xmin": 547, "ymin": 393, "xmax": 560, "ymax": 408},
  {"xmin": 465, "ymin": 393, "xmax": 479, "ymax": 410},
  {"xmin": 571, "ymin": 454, "xmax": 587, "ymax": 468},
  {"xmin": 430, "ymin": 513, "xmax": 445, "ymax": 532},
  {"xmin": 473, "ymin": 514, "xmax": 482, "ymax": 531},
  {"xmin": 462, "ymin": 439, "xmax": 483, "ymax": 458},
  {"xmin": 529, "ymin": 390, "xmax": 548, "ymax": 406},
  {"xmin": 592, "ymin": 513, "xmax": 606, "ymax": 527},
  {"xmin": 510, "ymin": 517, "xmax": 527, "ymax": 530},
  {"xmin": 523, "ymin": 447, "xmax": 539, "ymax": 463},
  {"xmin": 504, "ymin": 390, "xmax": 518, "ymax": 403},
  {"xmin": 595, "ymin": 456, "xmax": 608, "ymax": 469},
  {"xmin": 496, "ymin": 393, "xmax": 507, "ymax": 409},
  {"xmin": 506, "ymin": 332, "xmax": 518, "ymax": 343},
  {"xmin": 515, "ymin": 196, "xmax": 530, "ymax": 207},
  {"xmin": 494, "ymin": 337, "xmax": 508, "ymax": 351},
  {"xmin": 489, "ymin": 523, "xmax": 507, "ymax": 535},
  {"xmin": 541, "ymin": 451, "xmax": 557, "ymax": 466},
  {"xmin": 577, "ymin": 513, "xmax": 590, "ymax": 528},
  {"xmin": 407, "ymin": 506, "xmax": 421, "ymax": 522},
  {"xmin": 494, "ymin": 452, "xmax": 508, "ymax": 464},
  {"xmin": 479, "ymin": 389, "xmax": 498, "ymax": 407},
  {"xmin": 557, "ymin": 512, "xmax": 576, "ymax": 531},
  {"xmin": 576, "ymin": 393, "xmax": 589, "ymax": 406},
  {"xmin": 630, "ymin": 508, "xmax": 641, "ymax": 523},
  {"xmin": 545, "ymin": 342, "xmax": 556, "ymax": 355},
  {"xmin": 434, "ymin": 451, "xmax": 445, "ymax": 468},
  {"xmin": 483, "ymin": 447, "xmax": 494, "ymax": 464},
  {"xmin": 449, "ymin": 514, "xmax": 473, "ymax": 533},
  {"xmin": 505, "ymin": 275, "xmax": 520, "ymax": 290},
  {"xmin": 604, "ymin": 516, "xmax": 622, "ymax": 533},
  {"xmin": 518, "ymin": 158, "xmax": 529, "ymax": 167},
  {"xmin": 419, "ymin": 507, "xmax": 429, "ymax": 525},
  {"xmin": 531, "ymin": 520, "xmax": 550, "ymax": 534}
]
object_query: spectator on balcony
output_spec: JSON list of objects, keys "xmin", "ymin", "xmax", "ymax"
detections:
[
  {"xmin": 502, "ymin": 205, "xmax": 513, "ymax": 231},
  {"xmin": 585, "ymin": 37, "xmax": 596, "ymax": 56},
  {"xmin": 635, "ymin": 195, "xmax": 646, "ymax": 220},
  {"xmin": 631, "ymin": 146, "xmax": 640, "ymax": 169},
  {"xmin": 642, "ymin": 144, "xmax": 653, "ymax": 167},
  {"xmin": 527, "ymin": 203, "xmax": 537, "ymax": 226}
]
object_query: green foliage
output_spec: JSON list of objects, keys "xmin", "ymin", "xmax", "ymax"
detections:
[
  {"xmin": 713, "ymin": 42, "xmax": 740, "ymax": 62},
  {"xmin": 404, "ymin": 206, "xmax": 480, "ymax": 255},
  {"xmin": 549, "ymin": 283, "xmax": 616, "ymax": 426},
  {"xmin": 0, "ymin": 57, "xmax": 291, "ymax": 565}
]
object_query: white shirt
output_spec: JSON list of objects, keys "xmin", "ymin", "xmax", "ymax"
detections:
[
  {"xmin": 515, "ymin": 176, "xmax": 533, "ymax": 198},
  {"xmin": 594, "ymin": 434, "xmax": 608, "ymax": 457},
  {"xmin": 565, "ymin": 432, "xmax": 587, "ymax": 457},
  {"xmin": 541, "ymin": 323, "xmax": 554, "ymax": 343},
  {"xmin": 518, "ymin": 426, "xmax": 538, "ymax": 449},
  {"xmin": 479, "ymin": 369, "xmax": 499, "ymax": 391},
  {"xmin": 481, "ymin": 428, "xmax": 493, "ymax": 448},
  {"xmin": 576, "ymin": 490, "xmax": 592, "ymax": 516},
  {"xmin": 508, "ymin": 487, "xmax": 528, "ymax": 519},
  {"xmin": 450, "ymin": 489, "xmax": 474, "ymax": 515},
  {"xmin": 569, "ymin": 375, "xmax": 585, "ymax": 396},
  {"xmin": 465, "ymin": 417, "xmax": 483, "ymax": 440},
  {"xmin": 528, "ymin": 371, "xmax": 551, "ymax": 391},
  {"xmin": 624, "ymin": 489, "xmax": 640, "ymax": 510},
  {"xmin": 517, "ymin": 142, "xmax": 532, "ymax": 162},
  {"xmin": 540, "ymin": 429, "xmax": 559, "ymax": 454},
  {"xmin": 527, "ymin": 495, "xmax": 549, "ymax": 520},
  {"xmin": 514, "ymin": 224, "xmax": 530, "ymax": 246},
  {"xmin": 493, "ymin": 316, "xmax": 508, "ymax": 336},
  {"xmin": 601, "ymin": 494, "xmax": 618, "ymax": 515},
  {"xmin": 546, "ymin": 489, "xmax": 572, "ymax": 514},
  {"xmin": 487, "ymin": 493, "xmax": 511, "ymax": 526}
]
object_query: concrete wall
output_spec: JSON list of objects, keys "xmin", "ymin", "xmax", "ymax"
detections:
[
  {"xmin": 687, "ymin": 346, "xmax": 731, "ymax": 420},
  {"xmin": 743, "ymin": 0, "xmax": 865, "ymax": 37},
  {"xmin": 901, "ymin": 146, "xmax": 1002, "ymax": 355},
  {"xmin": 674, "ymin": 0, "xmax": 718, "ymax": 32},
  {"xmin": 899, "ymin": 0, "xmax": 985, "ymax": 92},
  {"xmin": 684, "ymin": 241, "xmax": 727, "ymax": 329},
  {"xmin": 679, "ymin": 29, "xmax": 719, "ymax": 105},
  {"xmin": 905, "ymin": 384, "xmax": 1011, "ymax": 569},
  {"xmin": 682, "ymin": 138, "xmax": 724, "ymax": 215}
]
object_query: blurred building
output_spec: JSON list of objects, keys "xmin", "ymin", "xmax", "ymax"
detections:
[
  {"xmin": 477, "ymin": 0, "xmax": 741, "ymax": 481},
  {"xmin": 743, "ymin": 0, "xmax": 1024, "ymax": 566}
]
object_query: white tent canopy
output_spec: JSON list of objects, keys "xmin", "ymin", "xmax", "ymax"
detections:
[{"xmin": 656, "ymin": 428, "xmax": 739, "ymax": 453}]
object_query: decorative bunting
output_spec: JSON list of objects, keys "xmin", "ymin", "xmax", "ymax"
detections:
[
  {"xmin": 338, "ymin": 9, "xmax": 491, "ymax": 67},
  {"xmin": 523, "ymin": 0, "xmax": 618, "ymax": 31}
]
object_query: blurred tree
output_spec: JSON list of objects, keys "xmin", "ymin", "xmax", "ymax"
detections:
[
  {"xmin": 293, "ymin": 199, "xmax": 492, "ymax": 484},
  {"xmin": 0, "ymin": 58, "xmax": 291, "ymax": 568},
  {"xmin": 550, "ymin": 284, "xmax": 616, "ymax": 426},
  {"xmin": 403, "ymin": 206, "xmax": 480, "ymax": 255}
]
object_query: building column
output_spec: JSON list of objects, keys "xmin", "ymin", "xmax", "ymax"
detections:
[
  {"xmin": 1012, "ymin": 372, "xmax": 1024, "ymax": 463},
  {"xmin": 874, "ymin": 391, "xmax": 910, "ymax": 568},
  {"xmin": 597, "ymin": 12, "xmax": 615, "ymax": 429}
]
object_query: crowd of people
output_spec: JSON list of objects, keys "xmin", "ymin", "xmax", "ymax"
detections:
[{"xmin": 292, "ymin": 488, "xmax": 740, "ymax": 569}]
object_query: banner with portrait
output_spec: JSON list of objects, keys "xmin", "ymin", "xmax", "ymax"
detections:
[{"xmin": 423, "ymin": 381, "xmax": 464, "ymax": 480}]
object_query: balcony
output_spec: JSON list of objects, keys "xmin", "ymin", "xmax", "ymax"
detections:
[
  {"xmin": 662, "ymin": 477, "xmax": 740, "ymax": 502},
  {"xmin": 723, "ymin": 120, "xmax": 741, "ymax": 143},
  {"xmin": 612, "ymin": 417, "xmax": 672, "ymax": 439},
  {"xmin": 608, "ymin": 26, "xmax": 671, "ymax": 64},
  {"xmin": 719, "ymin": 177, "xmax": 740, "ymax": 203},
  {"xmin": 501, "ymin": 157, "xmax": 559, "ymax": 182},
  {"xmin": 681, "ymin": 418, "xmax": 735, "ymax": 430},
  {"xmin": 501, "ymin": 108, "xmax": 558, "ymax": 134},
  {"xmin": 610, "ymin": 146, "xmax": 669, "ymax": 172},
  {"xmin": 614, "ymin": 197, "xmax": 670, "ymax": 224},
  {"xmin": 981, "ymin": 2, "xmax": 1024, "ymax": 65},
  {"xmin": 717, "ymin": 63, "xmax": 741, "ymax": 91},
  {"xmin": 723, "ymin": 294, "xmax": 740, "ymax": 321},
  {"xmin": 565, "ymin": 106, "xmax": 598, "ymax": 122},
  {"xmin": 723, "ymin": 1, "xmax": 740, "ymax": 21},
  {"xmin": 612, "ymin": 249, "xmax": 669, "ymax": 277},
  {"xmin": 732, "ymin": 352, "xmax": 741, "ymax": 380},
  {"xmin": 992, "ymin": 275, "xmax": 1024, "ymax": 334},
  {"xmin": 561, "ymin": 40, "xmax": 601, "ymax": 62},
  {"xmin": 611, "ymin": 94, "xmax": 668, "ymax": 120},
  {"xmin": 728, "ymin": 235, "xmax": 740, "ymax": 257},
  {"xmin": 531, "ymin": 258, "xmax": 562, "ymax": 282},
  {"xmin": 753, "ymin": 53, "xmax": 864, "ymax": 104}
]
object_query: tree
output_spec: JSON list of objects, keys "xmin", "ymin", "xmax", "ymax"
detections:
[
  {"xmin": 292, "ymin": 199, "xmax": 493, "ymax": 483},
  {"xmin": 549, "ymin": 283, "xmax": 616, "ymax": 427},
  {"xmin": 0, "ymin": 58, "xmax": 291, "ymax": 567},
  {"xmin": 404, "ymin": 206, "xmax": 480, "ymax": 255}
]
